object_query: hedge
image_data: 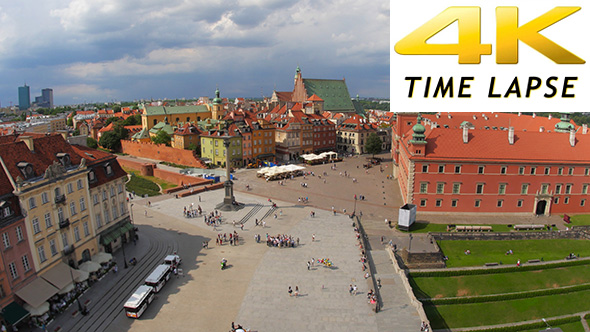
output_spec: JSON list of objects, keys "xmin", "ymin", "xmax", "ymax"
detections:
[
  {"xmin": 460, "ymin": 315, "xmax": 580, "ymax": 332},
  {"xmin": 409, "ymin": 259, "xmax": 590, "ymax": 278},
  {"xmin": 422, "ymin": 283, "xmax": 590, "ymax": 305}
]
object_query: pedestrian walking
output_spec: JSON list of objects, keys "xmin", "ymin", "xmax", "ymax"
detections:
[
  {"xmin": 295, "ymin": 286, "xmax": 299, "ymax": 297},
  {"xmin": 353, "ymin": 284, "xmax": 358, "ymax": 295},
  {"xmin": 288, "ymin": 286, "xmax": 293, "ymax": 296},
  {"xmin": 349, "ymin": 284, "xmax": 353, "ymax": 295},
  {"xmin": 312, "ymin": 234, "xmax": 315, "ymax": 242},
  {"xmin": 307, "ymin": 261, "xmax": 311, "ymax": 270},
  {"xmin": 241, "ymin": 224, "xmax": 244, "ymax": 231},
  {"xmin": 144, "ymin": 210, "xmax": 147, "ymax": 216},
  {"xmin": 198, "ymin": 195, "xmax": 201, "ymax": 202}
]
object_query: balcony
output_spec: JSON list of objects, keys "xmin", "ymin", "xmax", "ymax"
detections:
[
  {"xmin": 59, "ymin": 218, "xmax": 70, "ymax": 229},
  {"xmin": 55, "ymin": 194, "xmax": 66, "ymax": 204},
  {"xmin": 63, "ymin": 244, "xmax": 75, "ymax": 256}
]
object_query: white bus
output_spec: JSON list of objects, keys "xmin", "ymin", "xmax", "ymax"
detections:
[
  {"xmin": 145, "ymin": 264, "xmax": 171, "ymax": 293},
  {"xmin": 124, "ymin": 285, "xmax": 155, "ymax": 319}
]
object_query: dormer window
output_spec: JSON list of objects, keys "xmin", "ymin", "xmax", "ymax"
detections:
[
  {"xmin": 17, "ymin": 162, "xmax": 35, "ymax": 180},
  {"xmin": 88, "ymin": 170, "xmax": 96, "ymax": 182},
  {"xmin": 104, "ymin": 163, "xmax": 113, "ymax": 176},
  {"xmin": 56, "ymin": 153, "xmax": 71, "ymax": 167}
]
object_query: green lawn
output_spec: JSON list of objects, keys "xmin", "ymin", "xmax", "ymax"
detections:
[
  {"xmin": 411, "ymin": 264, "xmax": 590, "ymax": 298},
  {"xmin": 519, "ymin": 321, "xmax": 585, "ymax": 332},
  {"xmin": 123, "ymin": 168, "xmax": 177, "ymax": 191},
  {"xmin": 125, "ymin": 173, "xmax": 161, "ymax": 197},
  {"xmin": 568, "ymin": 215, "xmax": 590, "ymax": 226},
  {"xmin": 438, "ymin": 239, "xmax": 590, "ymax": 268},
  {"xmin": 425, "ymin": 289, "xmax": 590, "ymax": 329}
]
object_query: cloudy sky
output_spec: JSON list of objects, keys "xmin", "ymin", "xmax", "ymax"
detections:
[{"xmin": 0, "ymin": 0, "xmax": 389, "ymax": 106}]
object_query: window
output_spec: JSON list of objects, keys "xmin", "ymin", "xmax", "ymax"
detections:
[
  {"xmin": 49, "ymin": 238, "xmax": 57, "ymax": 256},
  {"xmin": 435, "ymin": 199, "xmax": 442, "ymax": 207},
  {"xmin": 498, "ymin": 184, "xmax": 506, "ymax": 195},
  {"xmin": 569, "ymin": 167, "xmax": 574, "ymax": 175},
  {"xmin": 67, "ymin": 183, "xmax": 73, "ymax": 194},
  {"xmin": 565, "ymin": 184, "xmax": 572, "ymax": 194},
  {"xmin": 474, "ymin": 200, "xmax": 481, "ymax": 208},
  {"xmin": 558, "ymin": 167, "xmax": 564, "ymax": 175},
  {"xmin": 451, "ymin": 200, "xmax": 458, "ymax": 207},
  {"xmin": 15, "ymin": 227, "xmax": 23, "ymax": 242},
  {"xmin": 586, "ymin": 168, "xmax": 590, "ymax": 176},
  {"xmin": 554, "ymin": 197, "xmax": 559, "ymax": 204},
  {"xmin": 96, "ymin": 213, "xmax": 103, "ymax": 229},
  {"xmin": 74, "ymin": 226, "xmax": 80, "ymax": 242},
  {"xmin": 57, "ymin": 207, "xmax": 64, "ymax": 223},
  {"xmin": 452, "ymin": 183, "xmax": 461, "ymax": 194},
  {"xmin": 80, "ymin": 198, "xmax": 86, "ymax": 211},
  {"xmin": 28, "ymin": 197, "xmax": 37, "ymax": 209},
  {"xmin": 564, "ymin": 197, "xmax": 570, "ymax": 204},
  {"xmin": 112, "ymin": 204, "xmax": 118, "ymax": 220},
  {"xmin": 420, "ymin": 199, "xmax": 427, "ymax": 207},
  {"xmin": 77, "ymin": 179, "xmax": 83, "ymax": 190},
  {"xmin": 104, "ymin": 209, "xmax": 111, "ymax": 223},
  {"xmin": 110, "ymin": 186, "xmax": 115, "ymax": 197},
  {"xmin": 556, "ymin": 184, "xmax": 562, "ymax": 194},
  {"xmin": 501, "ymin": 166, "xmax": 507, "ymax": 174},
  {"xmin": 476, "ymin": 183, "xmax": 484, "ymax": 194},
  {"xmin": 438, "ymin": 165, "xmax": 445, "ymax": 173},
  {"xmin": 83, "ymin": 221, "xmax": 90, "ymax": 237},
  {"xmin": 544, "ymin": 167, "xmax": 550, "ymax": 175},
  {"xmin": 44, "ymin": 213, "xmax": 52, "ymax": 228},
  {"xmin": 118, "ymin": 184, "xmax": 123, "ymax": 193},
  {"xmin": 70, "ymin": 202, "xmax": 77, "ymax": 216},
  {"xmin": 540, "ymin": 184, "xmax": 549, "ymax": 194},
  {"xmin": 105, "ymin": 164, "xmax": 113, "ymax": 175},
  {"xmin": 478, "ymin": 166, "xmax": 485, "ymax": 174},
  {"xmin": 582, "ymin": 199, "xmax": 586, "ymax": 207},
  {"xmin": 93, "ymin": 194, "xmax": 99, "ymax": 205},
  {"xmin": 517, "ymin": 200, "xmax": 523, "ymax": 207},
  {"xmin": 497, "ymin": 200, "xmax": 503, "ymax": 207},
  {"xmin": 8, "ymin": 262, "xmax": 18, "ymax": 279},
  {"xmin": 2, "ymin": 233, "xmax": 10, "ymax": 249},
  {"xmin": 61, "ymin": 233, "xmax": 68, "ymax": 247},
  {"xmin": 436, "ymin": 183, "xmax": 445, "ymax": 194},
  {"xmin": 583, "ymin": 184, "xmax": 589, "ymax": 195},
  {"xmin": 102, "ymin": 190, "xmax": 107, "ymax": 201},
  {"xmin": 22, "ymin": 255, "xmax": 31, "ymax": 272},
  {"xmin": 89, "ymin": 170, "xmax": 96, "ymax": 182},
  {"xmin": 120, "ymin": 202, "xmax": 126, "ymax": 215},
  {"xmin": 531, "ymin": 167, "xmax": 536, "ymax": 175},
  {"xmin": 454, "ymin": 165, "xmax": 461, "ymax": 174},
  {"xmin": 518, "ymin": 166, "xmax": 525, "ymax": 175},
  {"xmin": 419, "ymin": 182, "xmax": 428, "ymax": 194},
  {"xmin": 41, "ymin": 192, "xmax": 49, "ymax": 204},
  {"xmin": 215, "ymin": 149, "xmax": 218, "ymax": 156},
  {"xmin": 521, "ymin": 184, "xmax": 529, "ymax": 195},
  {"xmin": 38, "ymin": 245, "xmax": 47, "ymax": 263},
  {"xmin": 32, "ymin": 218, "xmax": 40, "ymax": 234}
]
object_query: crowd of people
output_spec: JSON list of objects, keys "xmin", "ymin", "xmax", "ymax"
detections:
[
  {"xmin": 183, "ymin": 204, "xmax": 202, "ymax": 218},
  {"xmin": 266, "ymin": 233, "xmax": 299, "ymax": 248},
  {"xmin": 215, "ymin": 231, "xmax": 240, "ymax": 246}
]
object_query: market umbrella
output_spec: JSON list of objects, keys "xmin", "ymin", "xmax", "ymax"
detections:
[
  {"xmin": 91, "ymin": 252, "xmax": 112, "ymax": 264},
  {"xmin": 74, "ymin": 270, "xmax": 89, "ymax": 283},
  {"xmin": 58, "ymin": 283, "xmax": 74, "ymax": 295},
  {"xmin": 23, "ymin": 302, "xmax": 50, "ymax": 317},
  {"xmin": 79, "ymin": 261, "xmax": 101, "ymax": 273}
]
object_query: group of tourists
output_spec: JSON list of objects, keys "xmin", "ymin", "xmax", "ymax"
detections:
[
  {"xmin": 215, "ymin": 231, "xmax": 240, "ymax": 246},
  {"xmin": 266, "ymin": 233, "xmax": 299, "ymax": 248},
  {"xmin": 183, "ymin": 204, "xmax": 202, "ymax": 218}
]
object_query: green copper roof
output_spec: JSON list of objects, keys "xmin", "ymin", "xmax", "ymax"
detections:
[
  {"xmin": 213, "ymin": 88, "xmax": 222, "ymax": 104},
  {"xmin": 132, "ymin": 127, "xmax": 149, "ymax": 139},
  {"xmin": 409, "ymin": 115, "xmax": 426, "ymax": 144},
  {"xmin": 144, "ymin": 105, "xmax": 210, "ymax": 116},
  {"xmin": 555, "ymin": 112, "xmax": 574, "ymax": 132},
  {"xmin": 351, "ymin": 99, "xmax": 366, "ymax": 116},
  {"xmin": 149, "ymin": 122, "xmax": 174, "ymax": 135},
  {"xmin": 302, "ymin": 79, "xmax": 355, "ymax": 112}
]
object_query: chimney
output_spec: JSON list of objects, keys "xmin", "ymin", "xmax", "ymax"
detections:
[
  {"xmin": 20, "ymin": 136, "xmax": 34, "ymax": 151},
  {"xmin": 539, "ymin": 126, "xmax": 544, "ymax": 132},
  {"xmin": 548, "ymin": 114, "xmax": 552, "ymax": 120},
  {"xmin": 583, "ymin": 124, "xmax": 588, "ymax": 134},
  {"xmin": 508, "ymin": 127, "xmax": 515, "ymax": 145},
  {"xmin": 570, "ymin": 129, "xmax": 576, "ymax": 147},
  {"xmin": 518, "ymin": 112, "xmax": 521, "ymax": 116},
  {"xmin": 463, "ymin": 127, "xmax": 469, "ymax": 144},
  {"xmin": 473, "ymin": 115, "xmax": 477, "ymax": 120},
  {"xmin": 532, "ymin": 113, "xmax": 536, "ymax": 118}
]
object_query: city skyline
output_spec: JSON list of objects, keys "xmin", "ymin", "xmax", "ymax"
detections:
[{"xmin": 0, "ymin": 0, "xmax": 390, "ymax": 107}]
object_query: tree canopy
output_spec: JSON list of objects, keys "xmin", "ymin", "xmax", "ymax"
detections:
[
  {"xmin": 99, "ymin": 131, "xmax": 122, "ymax": 150},
  {"xmin": 87, "ymin": 137, "xmax": 98, "ymax": 149},
  {"xmin": 151, "ymin": 130, "xmax": 171, "ymax": 146},
  {"xmin": 365, "ymin": 133, "xmax": 382, "ymax": 157}
]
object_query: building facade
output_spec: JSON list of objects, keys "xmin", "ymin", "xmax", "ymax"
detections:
[{"xmin": 18, "ymin": 85, "xmax": 30, "ymax": 111}]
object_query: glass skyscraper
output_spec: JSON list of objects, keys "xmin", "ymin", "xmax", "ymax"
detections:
[{"xmin": 18, "ymin": 84, "xmax": 30, "ymax": 110}]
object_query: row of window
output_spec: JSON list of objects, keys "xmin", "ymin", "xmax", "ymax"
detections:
[
  {"xmin": 28, "ymin": 180, "xmax": 86, "ymax": 209},
  {"xmin": 37, "ymin": 221, "xmax": 91, "ymax": 263},
  {"xmin": 419, "ymin": 183, "xmax": 589, "ymax": 195},
  {"xmin": 2, "ymin": 226, "xmax": 25, "ymax": 249},
  {"xmin": 7, "ymin": 255, "xmax": 31, "ymax": 280},
  {"xmin": 92, "ymin": 185, "xmax": 124, "ymax": 205},
  {"xmin": 422, "ymin": 164, "xmax": 590, "ymax": 176},
  {"xmin": 420, "ymin": 198, "xmax": 587, "ymax": 208}
]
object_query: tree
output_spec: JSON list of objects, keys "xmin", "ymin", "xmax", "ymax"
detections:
[
  {"xmin": 365, "ymin": 133, "xmax": 382, "ymax": 157},
  {"xmin": 113, "ymin": 122, "xmax": 129, "ymax": 140},
  {"xmin": 151, "ymin": 130, "xmax": 171, "ymax": 146},
  {"xmin": 99, "ymin": 131, "xmax": 121, "ymax": 150},
  {"xmin": 112, "ymin": 105, "xmax": 121, "ymax": 113},
  {"xmin": 122, "ymin": 114, "xmax": 141, "ymax": 126},
  {"xmin": 105, "ymin": 117, "xmax": 121, "ymax": 126},
  {"xmin": 87, "ymin": 137, "xmax": 98, "ymax": 148},
  {"xmin": 67, "ymin": 117, "xmax": 74, "ymax": 127}
]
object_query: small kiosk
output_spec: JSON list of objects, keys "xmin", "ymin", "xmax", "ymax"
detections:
[{"xmin": 398, "ymin": 204, "xmax": 416, "ymax": 231}]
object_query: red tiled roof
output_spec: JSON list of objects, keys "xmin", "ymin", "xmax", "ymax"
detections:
[
  {"xmin": 274, "ymin": 91, "xmax": 293, "ymax": 101},
  {"xmin": 421, "ymin": 112, "xmax": 575, "ymax": 132},
  {"xmin": 413, "ymin": 128, "xmax": 590, "ymax": 163},
  {"xmin": 70, "ymin": 144, "xmax": 127, "ymax": 187},
  {"xmin": 124, "ymin": 125, "xmax": 142, "ymax": 133},
  {"xmin": 98, "ymin": 122, "xmax": 114, "ymax": 133},
  {"xmin": 307, "ymin": 94, "xmax": 323, "ymax": 102}
]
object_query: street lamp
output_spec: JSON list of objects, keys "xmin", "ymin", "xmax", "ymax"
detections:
[
  {"xmin": 130, "ymin": 203, "xmax": 134, "ymax": 225},
  {"xmin": 68, "ymin": 265, "xmax": 85, "ymax": 314},
  {"xmin": 121, "ymin": 228, "xmax": 128, "ymax": 268}
]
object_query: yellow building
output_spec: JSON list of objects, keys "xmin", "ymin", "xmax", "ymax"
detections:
[
  {"xmin": 172, "ymin": 123, "xmax": 203, "ymax": 150},
  {"xmin": 141, "ymin": 105, "xmax": 212, "ymax": 131}
]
